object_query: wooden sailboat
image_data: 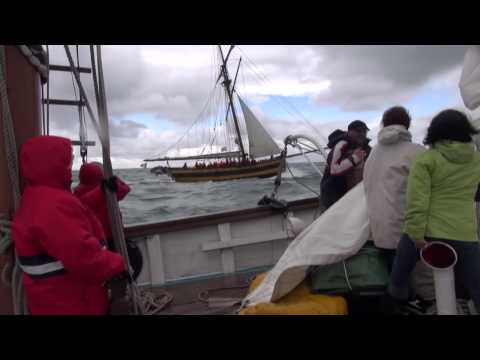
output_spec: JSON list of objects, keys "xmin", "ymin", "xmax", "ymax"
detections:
[
  {"xmin": 145, "ymin": 46, "xmax": 285, "ymax": 182},
  {"xmin": 2, "ymin": 45, "xmax": 479, "ymax": 315}
]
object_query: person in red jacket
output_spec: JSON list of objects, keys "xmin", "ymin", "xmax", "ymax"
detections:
[
  {"xmin": 73, "ymin": 162, "xmax": 143, "ymax": 280},
  {"xmin": 73, "ymin": 162, "xmax": 130, "ymax": 241},
  {"xmin": 12, "ymin": 136, "xmax": 126, "ymax": 315}
]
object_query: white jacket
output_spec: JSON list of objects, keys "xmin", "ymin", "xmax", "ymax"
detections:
[{"xmin": 363, "ymin": 125, "xmax": 425, "ymax": 249}]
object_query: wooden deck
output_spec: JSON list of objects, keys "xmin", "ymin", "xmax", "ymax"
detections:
[
  {"xmin": 111, "ymin": 270, "xmax": 261, "ymax": 315},
  {"xmin": 153, "ymin": 271, "xmax": 255, "ymax": 315}
]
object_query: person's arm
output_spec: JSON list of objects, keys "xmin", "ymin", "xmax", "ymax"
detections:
[
  {"xmin": 40, "ymin": 198, "xmax": 125, "ymax": 285},
  {"xmin": 80, "ymin": 177, "xmax": 130, "ymax": 208},
  {"xmin": 330, "ymin": 141, "xmax": 363, "ymax": 176},
  {"xmin": 404, "ymin": 156, "xmax": 432, "ymax": 244},
  {"xmin": 116, "ymin": 177, "xmax": 131, "ymax": 201}
]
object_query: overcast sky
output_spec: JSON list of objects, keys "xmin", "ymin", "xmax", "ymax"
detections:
[{"xmin": 45, "ymin": 45, "xmax": 479, "ymax": 170}]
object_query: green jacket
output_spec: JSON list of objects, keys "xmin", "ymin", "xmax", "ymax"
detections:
[{"xmin": 404, "ymin": 141, "xmax": 480, "ymax": 242}]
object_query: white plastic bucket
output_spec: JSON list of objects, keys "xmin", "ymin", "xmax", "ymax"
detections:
[{"xmin": 420, "ymin": 242, "xmax": 458, "ymax": 315}]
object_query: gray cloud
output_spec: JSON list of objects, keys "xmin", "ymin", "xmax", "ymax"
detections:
[
  {"xmin": 110, "ymin": 119, "xmax": 147, "ymax": 138},
  {"xmin": 47, "ymin": 45, "xmax": 468, "ymax": 125},
  {"xmin": 312, "ymin": 45, "xmax": 468, "ymax": 111},
  {"xmin": 44, "ymin": 45, "xmax": 472, "ymax": 168}
]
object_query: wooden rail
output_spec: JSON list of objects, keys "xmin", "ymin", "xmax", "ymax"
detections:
[{"xmin": 125, "ymin": 196, "xmax": 319, "ymax": 238}]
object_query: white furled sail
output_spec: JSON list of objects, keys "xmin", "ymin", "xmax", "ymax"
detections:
[
  {"xmin": 459, "ymin": 45, "xmax": 480, "ymax": 111},
  {"xmin": 238, "ymin": 96, "xmax": 281, "ymax": 158}
]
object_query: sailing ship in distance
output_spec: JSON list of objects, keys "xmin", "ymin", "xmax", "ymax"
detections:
[{"xmin": 145, "ymin": 46, "xmax": 285, "ymax": 182}]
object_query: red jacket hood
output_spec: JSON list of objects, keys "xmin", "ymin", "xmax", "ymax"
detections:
[
  {"xmin": 79, "ymin": 163, "xmax": 104, "ymax": 186},
  {"xmin": 20, "ymin": 136, "xmax": 73, "ymax": 190},
  {"xmin": 74, "ymin": 163, "xmax": 104, "ymax": 197}
]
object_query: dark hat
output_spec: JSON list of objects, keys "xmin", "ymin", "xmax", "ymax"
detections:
[
  {"xmin": 348, "ymin": 120, "xmax": 369, "ymax": 131},
  {"xmin": 328, "ymin": 129, "xmax": 345, "ymax": 143},
  {"xmin": 327, "ymin": 129, "xmax": 346, "ymax": 149}
]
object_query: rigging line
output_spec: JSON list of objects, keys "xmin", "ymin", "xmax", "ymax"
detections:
[
  {"xmin": 286, "ymin": 162, "xmax": 320, "ymax": 196},
  {"xmin": 69, "ymin": 46, "xmax": 79, "ymax": 101},
  {"xmin": 297, "ymin": 140, "xmax": 320, "ymax": 153},
  {"xmin": 237, "ymin": 48, "xmax": 308, "ymax": 114},
  {"xmin": 237, "ymin": 48, "xmax": 326, "ymax": 142},
  {"xmin": 296, "ymin": 143, "xmax": 324, "ymax": 176},
  {"xmin": 240, "ymin": 58, "xmax": 305, "ymax": 119},
  {"xmin": 205, "ymin": 86, "xmax": 220, "ymax": 154},
  {"xmin": 153, "ymin": 85, "xmax": 217, "ymax": 159},
  {"xmin": 201, "ymin": 85, "xmax": 219, "ymax": 155},
  {"xmin": 41, "ymin": 79, "xmax": 46, "ymax": 135},
  {"xmin": 75, "ymin": 45, "xmax": 86, "ymax": 135},
  {"xmin": 237, "ymin": 62, "xmax": 303, "ymax": 122},
  {"xmin": 46, "ymin": 45, "xmax": 50, "ymax": 135},
  {"xmin": 71, "ymin": 45, "xmax": 87, "ymax": 162}
]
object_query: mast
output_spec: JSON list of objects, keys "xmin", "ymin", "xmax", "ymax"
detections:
[{"xmin": 218, "ymin": 45, "xmax": 246, "ymax": 158}]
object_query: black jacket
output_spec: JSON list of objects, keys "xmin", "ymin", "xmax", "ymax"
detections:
[{"xmin": 320, "ymin": 133, "xmax": 358, "ymax": 209}]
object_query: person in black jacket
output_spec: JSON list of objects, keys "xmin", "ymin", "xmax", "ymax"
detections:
[{"xmin": 320, "ymin": 120, "xmax": 369, "ymax": 209}]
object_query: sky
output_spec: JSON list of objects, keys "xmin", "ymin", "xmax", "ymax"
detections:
[{"xmin": 44, "ymin": 45, "xmax": 480, "ymax": 170}]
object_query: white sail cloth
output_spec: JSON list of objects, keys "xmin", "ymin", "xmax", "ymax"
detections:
[
  {"xmin": 238, "ymin": 96, "xmax": 281, "ymax": 158},
  {"xmin": 459, "ymin": 45, "xmax": 480, "ymax": 111},
  {"xmin": 243, "ymin": 182, "xmax": 371, "ymax": 307}
]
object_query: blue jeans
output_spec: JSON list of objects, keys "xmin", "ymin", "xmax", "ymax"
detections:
[{"xmin": 388, "ymin": 233, "xmax": 480, "ymax": 312}]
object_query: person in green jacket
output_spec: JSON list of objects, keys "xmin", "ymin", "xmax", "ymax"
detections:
[{"xmin": 387, "ymin": 109, "xmax": 480, "ymax": 313}]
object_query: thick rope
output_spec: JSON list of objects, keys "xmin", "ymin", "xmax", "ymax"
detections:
[
  {"xmin": 94, "ymin": 45, "xmax": 142, "ymax": 314},
  {"xmin": 0, "ymin": 46, "xmax": 29, "ymax": 314},
  {"xmin": 46, "ymin": 45, "xmax": 50, "ymax": 135}
]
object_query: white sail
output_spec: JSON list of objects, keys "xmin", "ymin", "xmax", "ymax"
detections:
[
  {"xmin": 459, "ymin": 45, "xmax": 480, "ymax": 111},
  {"xmin": 238, "ymin": 96, "xmax": 281, "ymax": 158}
]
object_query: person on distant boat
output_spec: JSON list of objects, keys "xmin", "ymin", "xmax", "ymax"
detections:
[
  {"xmin": 183, "ymin": 162, "xmax": 188, "ymax": 169},
  {"xmin": 320, "ymin": 120, "xmax": 369, "ymax": 209},
  {"xmin": 73, "ymin": 162, "xmax": 143, "ymax": 281},
  {"xmin": 387, "ymin": 109, "xmax": 480, "ymax": 313},
  {"xmin": 11, "ymin": 136, "xmax": 126, "ymax": 315}
]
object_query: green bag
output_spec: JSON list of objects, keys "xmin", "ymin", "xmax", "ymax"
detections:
[{"xmin": 308, "ymin": 244, "xmax": 389, "ymax": 296}]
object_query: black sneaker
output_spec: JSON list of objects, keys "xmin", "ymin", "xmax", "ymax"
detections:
[
  {"xmin": 403, "ymin": 298, "xmax": 435, "ymax": 315},
  {"xmin": 380, "ymin": 294, "xmax": 409, "ymax": 315}
]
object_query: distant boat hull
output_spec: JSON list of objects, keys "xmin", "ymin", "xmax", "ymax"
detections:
[
  {"xmin": 150, "ymin": 165, "xmax": 168, "ymax": 175},
  {"xmin": 167, "ymin": 158, "xmax": 284, "ymax": 182}
]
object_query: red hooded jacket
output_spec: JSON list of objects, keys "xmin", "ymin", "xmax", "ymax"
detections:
[
  {"xmin": 73, "ymin": 163, "xmax": 131, "ymax": 240},
  {"xmin": 12, "ymin": 136, "xmax": 125, "ymax": 315}
]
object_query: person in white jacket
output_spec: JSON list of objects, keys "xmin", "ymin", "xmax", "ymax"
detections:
[{"xmin": 363, "ymin": 106, "xmax": 434, "ymax": 308}]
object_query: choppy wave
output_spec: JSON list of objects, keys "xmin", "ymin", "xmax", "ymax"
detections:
[{"xmin": 74, "ymin": 162, "xmax": 324, "ymax": 226}]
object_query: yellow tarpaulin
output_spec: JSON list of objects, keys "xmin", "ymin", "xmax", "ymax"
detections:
[{"xmin": 239, "ymin": 273, "xmax": 348, "ymax": 315}]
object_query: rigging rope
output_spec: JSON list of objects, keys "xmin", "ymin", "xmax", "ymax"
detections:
[
  {"xmin": 65, "ymin": 45, "xmax": 173, "ymax": 315},
  {"xmin": 0, "ymin": 45, "xmax": 29, "ymax": 314},
  {"xmin": 286, "ymin": 162, "xmax": 319, "ymax": 197},
  {"xmin": 156, "ymin": 86, "xmax": 217, "ymax": 159},
  {"xmin": 236, "ymin": 47, "xmax": 328, "ymax": 144},
  {"xmin": 46, "ymin": 45, "xmax": 50, "ymax": 135},
  {"xmin": 75, "ymin": 46, "xmax": 88, "ymax": 163},
  {"xmin": 90, "ymin": 45, "xmax": 143, "ymax": 314},
  {"xmin": 41, "ymin": 78, "xmax": 46, "ymax": 135},
  {"xmin": 295, "ymin": 144, "xmax": 324, "ymax": 176}
]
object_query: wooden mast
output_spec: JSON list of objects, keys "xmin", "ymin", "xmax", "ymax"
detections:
[
  {"xmin": 0, "ymin": 46, "xmax": 44, "ymax": 314},
  {"xmin": 218, "ymin": 45, "xmax": 246, "ymax": 159}
]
